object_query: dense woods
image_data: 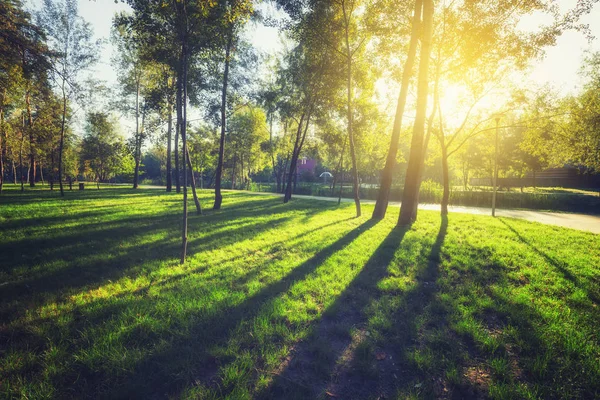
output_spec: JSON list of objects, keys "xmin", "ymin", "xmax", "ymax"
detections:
[{"xmin": 1, "ymin": 0, "xmax": 599, "ymax": 257}]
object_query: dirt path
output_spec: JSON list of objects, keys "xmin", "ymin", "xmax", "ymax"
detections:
[{"xmin": 140, "ymin": 186, "xmax": 600, "ymax": 234}]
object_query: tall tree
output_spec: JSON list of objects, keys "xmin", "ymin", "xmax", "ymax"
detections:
[
  {"xmin": 398, "ymin": 0, "xmax": 434, "ymax": 226},
  {"xmin": 213, "ymin": 0, "xmax": 253, "ymax": 210},
  {"xmin": 372, "ymin": 0, "xmax": 422, "ymax": 219},
  {"xmin": 38, "ymin": 0, "xmax": 98, "ymax": 196}
]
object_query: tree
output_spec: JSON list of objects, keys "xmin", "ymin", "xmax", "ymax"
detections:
[
  {"xmin": 371, "ymin": 0, "xmax": 421, "ymax": 219},
  {"xmin": 80, "ymin": 112, "xmax": 131, "ymax": 184},
  {"xmin": 38, "ymin": 0, "xmax": 98, "ymax": 196},
  {"xmin": 0, "ymin": 0, "xmax": 51, "ymax": 193},
  {"xmin": 397, "ymin": 0, "xmax": 434, "ymax": 226},
  {"xmin": 213, "ymin": 0, "xmax": 254, "ymax": 210},
  {"xmin": 112, "ymin": 18, "xmax": 150, "ymax": 190}
]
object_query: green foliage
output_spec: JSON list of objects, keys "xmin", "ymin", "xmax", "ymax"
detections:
[{"xmin": 80, "ymin": 112, "xmax": 132, "ymax": 182}]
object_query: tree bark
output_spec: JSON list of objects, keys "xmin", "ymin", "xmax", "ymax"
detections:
[
  {"xmin": 26, "ymin": 89, "xmax": 36, "ymax": 187},
  {"xmin": 166, "ymin": 76, "xmax": 173, "ymax": 192},
  {"xmin": 284, "ymin": 107, "xmax": 312, "ymax": 203},
  {"xmin": 214, "ymin": 29, "xmax": 233, "ymax": 210},
  {"xmin": 186, "ymin": 144, "xmax": 201, "ymax": 215},
  {"xmin": 0, "ymin": 90, "xmax": 5, "ymax": 195},
  {"xmin": 398, "ymin": 0, "xmax": 434, "ymax": 226},
  {"xmin": 231, "ymin": 153, "xmax": 237, "ymax": 190},
  {"xmin": 180, "ymin": 40, "xmax": 189, "ymax": 264},
  {"xmin": 133, "ymin": 76, "xmax": 141, "ymax": 189},
  {"xmin": 372, "ymin": 0, "xmax": 423, "ymax": 220},
  {"xmin": 175, "ymin": 114, "xmax": 180, "ymax": 193},
  {"xmin": 58, "ymin": 80, "xmax": 67, "ymax": 196},
  {"xmin": 343, "ymin": 6, "xmax": 361, "ymax": 218},
  {"xmin": 19, "ymin": 118, "xmax": 24, "ymax": 192}
]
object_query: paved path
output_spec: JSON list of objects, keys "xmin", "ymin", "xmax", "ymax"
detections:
[{"xmin": 140, "ymin": 186, "xmax": 600, "ymax": 235}]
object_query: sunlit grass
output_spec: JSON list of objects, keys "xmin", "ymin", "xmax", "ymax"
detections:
[{"xmin": 0, "ymin": 187, "xmax": 599, "ymax": 399}]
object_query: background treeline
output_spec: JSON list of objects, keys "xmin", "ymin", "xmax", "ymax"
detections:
[{"xmin": 1, "ymin": 0, "xmax": 598, "ymax": 207}]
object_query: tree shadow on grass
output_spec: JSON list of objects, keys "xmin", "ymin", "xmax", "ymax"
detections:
[
  {"xmin": 499, "ymin": 218, "xmax": 599, "ymax": 305},
  {"xmin": 260, "ymin": 216, "xmax": 448, "ymax": 399},
  {"xmin": 0, "ymin": 196, "xmax": 336, "ymax": 323},
  {"xmin": 43, "ymin": 219, "xmax": 380, "ymax": 399}
]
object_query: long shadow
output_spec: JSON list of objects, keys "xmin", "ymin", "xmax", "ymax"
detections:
[
  {"xmin": 261, "ymin": 216, "xmax": 448, "ymax": 399},
  {"xmin": 0, "ymin": 210, "xmax": 305, "ymax": 323},
  {"xmin": 499, "ymin": 218, "xmax": 599, "ymax": 304},
  {"xmin": 56, "ymin": 219, "xmax": 380, "ymax": 399}
]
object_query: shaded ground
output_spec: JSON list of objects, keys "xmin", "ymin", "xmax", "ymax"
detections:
[{"xmin": 1, "ymin": 187, "xmax": 599, "ymax": 399}]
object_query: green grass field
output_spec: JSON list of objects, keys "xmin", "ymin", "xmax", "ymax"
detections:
[{"xmin": 1, "ymin": 187, "xmax": 599, "ymax": 399}]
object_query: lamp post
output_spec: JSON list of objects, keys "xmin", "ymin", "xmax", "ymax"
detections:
[{"xmin": 492, "ymin": 116, "xmax": 499, "ymax": 217}]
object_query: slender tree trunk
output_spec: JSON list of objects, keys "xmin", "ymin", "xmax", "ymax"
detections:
[
  {"xmin": 214, "ymin": 30, "xmax": 233, "ymax": 210},
  {"xmin": 185, "ymin": 144, "xmax": 201, "ymax": 215},
  {"xmin": 175, "ymin": 116, "xmax": 180, "ymax": 193},
  {"xmin": 343, "ymin": 3, "xmax": 361, "ymax": 217},
  {"xmin": 19, "ymin": 123, "xmax": 24, "ymax": 192},
  {"xmin": 0, "ymin": 90, "xmax": 5, "ymax": 195},
  {"xmin": 39, "ymin": 160, "xmax": 44, "ymax": 186},
  {"xmin": 133, "ymin": 77, "xmax": 141, "ymax": 189},
  {"xmin": 338, "ymin": 169, "xmax": 344, "ymax": 205},
  {"xmin": 284, "ymin": 111, "xmax": 308, "ymax": 203},
  {"xmin": 58, "ymin": 81, "xmax": 67, "ymax": 196},
  {"xmin": 372, "ymin": 0, "xmax": 423, "ymax": 220},
  {"xmin": 12, "ymin": 159, "xmax": 17, "ymax": 185},
  {"xmin": 49, "ymin": 151, "xmax": 54, "ymax": 190},
  {"xmin": 332, "ymin": 137, "xmax": 347, "ymax": 196},
  {"xmin": 26, "ymin": 89, "xmax": 36, "ymax": 187},
  {"xmin": 398, "ymin": 0, "xmax": 434, "ymax": 226},
  {"xmin": 231, "ymin": 154, "xmax": 237, "ymax": 190},
  {"xmin": 180, "ymin": 41, "xmax": 189, "ymax": 264},
  {"xmin": 166, "ymin": 80, "xmax": 173, "ymax": 192}
]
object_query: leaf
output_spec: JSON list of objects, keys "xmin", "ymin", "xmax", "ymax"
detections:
[{"xmin": 376, "ymin": 351, "xmax": 386, "ymax": 360}]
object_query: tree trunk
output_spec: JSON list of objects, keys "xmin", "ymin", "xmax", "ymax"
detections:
[
  {"xmin": 12, "ymin": 159, "xmax": 17, "ymax": 185},
  {"xmin": 284, "ymin": 109, "xmax": 312, "ymax": 203},
  {"xmin": 26, "ymin": 89, "xmax": 36, "ymax": 187},
  {"xmin": 269, "ymin": 112, "xmax": 278, "ymax": 188},
  {"xmin": 344, "ymin": 22, "xmax": 361, "ymax": 218},
  {"xmin": 175, "ymin": 116, "xmax": 180, "ymax": 193},
  {"xmin": 186, "ymin": 144, "xmax": 201, "ymax": 215},
  {"xmin": 0, "ymin": 90, "xmax": 5, "ymax": 195},
  {"xmin": 398, "ymin": 0, "xmax": 434, "ymax": 226},
  {"xmin": 166, "ymin": 83, "xmax": 173, "ymax": 192},
  {"xmin": 180, "ymin": 40, "xmax": 189, "ymax": 265},
  {"xmin": 231, "ymin": 154, "xmax": 237, "ymax": 190},
  {"xmin": 58, "ymin": 80, "xmax": 67, "ymax": 196},
  {"xmin": 39, "ymin": 160, "xmax": 44, "ymax": 186},
  {"xmin": 19, "ymin": 123, "xmax": 24, "ymax": 192},
  {"xmin": 372, "ymin": 0, "xmax": 423, "ymax": 220},
  {"xmin": 214, "ymin": 30, "xmax": 232, "ymax": 210},
  {"xmin": 133, "ymin": 77, "xmax": 141, "ymax": 189}
]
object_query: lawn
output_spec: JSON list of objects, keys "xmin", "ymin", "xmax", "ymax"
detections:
[{"xmin": 0, "ymin": 187, "xmax": 599, "ymax": 399}]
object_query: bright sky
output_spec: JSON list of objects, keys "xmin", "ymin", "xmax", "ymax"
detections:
[{"xmin": 26, "ymin": 0, "xmax": 600, "ymax": 133}]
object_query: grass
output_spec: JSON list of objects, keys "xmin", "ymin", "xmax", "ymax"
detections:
[{"xmin": 0, "ymin": 186, "xmax": 599, "ymax": 399}]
